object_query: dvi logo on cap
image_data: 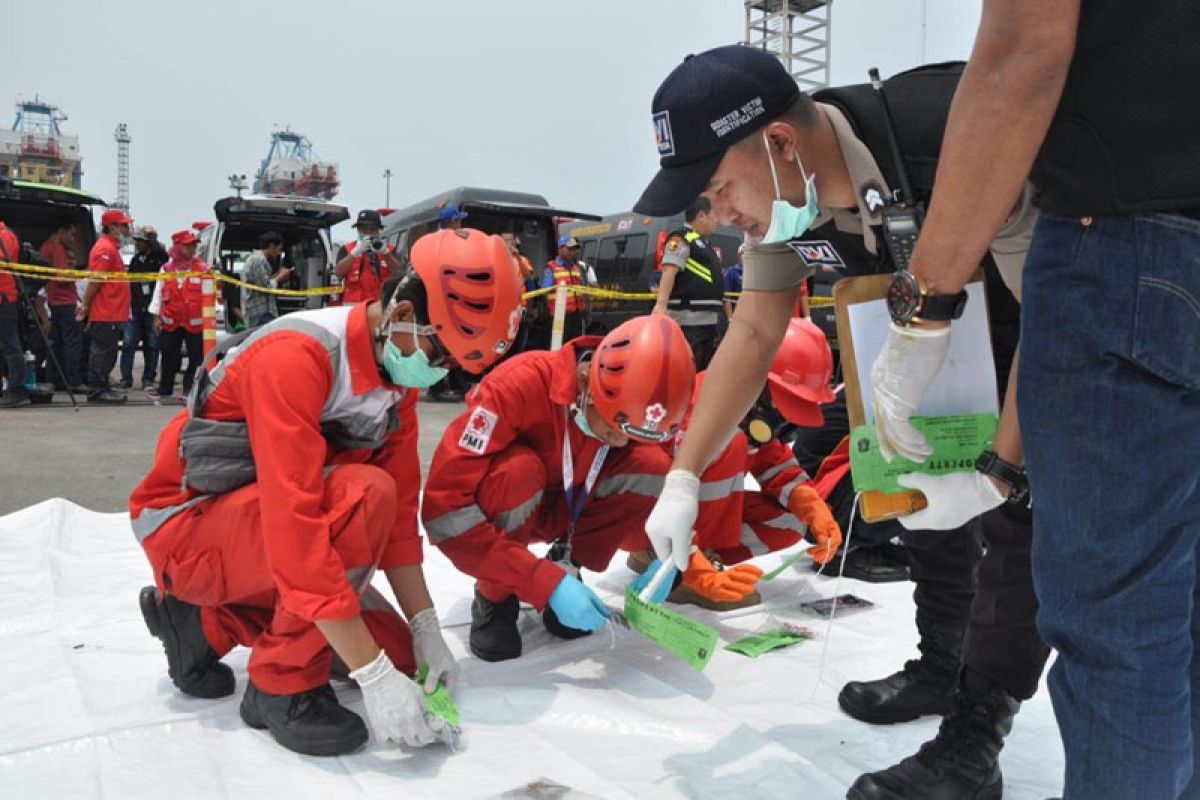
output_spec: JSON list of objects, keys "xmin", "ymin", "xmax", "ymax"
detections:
[{"xmin": 653, "ymin": 111, "xmax": 675, "ymax": 158}]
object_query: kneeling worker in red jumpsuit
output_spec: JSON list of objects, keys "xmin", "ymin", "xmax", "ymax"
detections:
[
  {"xmin": 129, "ymin": 229, "xmax": 522, "ymax": 756},
  {"xmin": 422, "ymin": 315, "xmax": 696, "ymax": 662},
  {"xmin": 630, "ymin": 318, "xmax": 843, "ymax": 608}
]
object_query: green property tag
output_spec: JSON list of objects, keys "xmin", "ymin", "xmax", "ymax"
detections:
[
  {"xmin": 416, "ymin": 665, "xmax": 461, "ymax": 725},
  {"xmin": 849, "ymin": 413, "xmax": 998, "ymax": 493},
  {"xmin": 760, "ymin": 547, "xmax": 813, "ymax": 582},
  {"xmin": 725, "ymin": 627, "xmax": 812, "ymax": 658},
  {"xmin": 623, "ymin": 587, "xmax": 720, "ymax": 672}
]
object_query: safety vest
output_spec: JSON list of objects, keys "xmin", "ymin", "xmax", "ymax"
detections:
[
  {"xmin": 667, "ymin": 229, "xmax": 725, "ymax": 312},
  {"xmin": 161, "ymin": 259, "xmax": 207, "ymax": 333},
  {"xmin": 546, "ymin": 258, "xmax": 583, "ymax": 314},
  {"xmin": 341, "ymin": 244, "xmax": 391, "ymax": 304}
]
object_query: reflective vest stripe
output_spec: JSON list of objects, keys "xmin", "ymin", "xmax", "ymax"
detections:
[{"xmin": 683, "ymin": 231, "xmax": 715, "ymax": 283}]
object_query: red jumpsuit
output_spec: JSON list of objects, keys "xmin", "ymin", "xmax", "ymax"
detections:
[
  {"xmin": 421, "ymin": 338, "xmax": 672, "ymax": 608},
  {"xmin": 129, "ymin": 303, "xmax": 420, "ymax": 695}
]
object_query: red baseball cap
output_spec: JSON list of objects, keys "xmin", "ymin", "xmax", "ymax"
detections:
[
  {"xmin": 101, "ymin": 209, "xmax": 134, "ymax": 226},
  {"xmin": 171, "ymin": 230, "xmax": 201, "ymax": 246}
]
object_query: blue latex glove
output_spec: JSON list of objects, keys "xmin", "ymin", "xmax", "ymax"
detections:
[
  {"xmin": 629, "ymin": 560, "xmax": 677, "ymax": 604},
  {"xmin": 547, "ymin": 574, "xmax": 611, "ymax": 631}
]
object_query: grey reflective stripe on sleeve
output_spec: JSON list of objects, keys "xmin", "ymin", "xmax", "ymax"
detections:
[
  {"xmin": 777, "ymin": 474, "xmax": 812, "ymax": 507},
  {"xmin": 698, "ymin": 472, "xmax": 744, "ymax": 501},
  {"xmin": 359, "ymin": 586, "xmax": 400, "ymax": 615},
  {"xmin": 757, "ymin": 458, "xmax": 799, "ymax": 486},
  {"xmin": 345, "ymin": 565, "xmax": 375, "ymax": 594},
  {"xmin": 494, "ymin": 491, "xmax": 543, "ymax": 533},
  {"xmin": 130, "ymin": 495, "xmax": 210, "ymax": 544},
  {"xmin": 425, "ymin": 504, "xmax": 487, "ymax": 544},
  {"xmin": 740, "ymin": 513, "xmax": 807, "ymax": 556},
  {"xmin": 595, "ymin": 472, "xmax": 665, "ymax": 499}
]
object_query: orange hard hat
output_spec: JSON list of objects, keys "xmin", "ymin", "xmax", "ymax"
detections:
[
  {"xmin": 590, "ymin": 315, "xmax": 696, "ymax": 443},
  {"xmin": 766, "ymin": 317, "xmax": 836, "ymax": 427},
  {"xmin": 410, "ymin": 228, "xmax": 523, "ymax": 374}
]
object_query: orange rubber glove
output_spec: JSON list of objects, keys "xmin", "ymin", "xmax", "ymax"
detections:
[
  {"xmin": 788, "ymin": 484, "xmax": 843, "ymax": 566},
  {"xmin": 682, "ymin": 550, "xmax": 764, "ymax": 602}
]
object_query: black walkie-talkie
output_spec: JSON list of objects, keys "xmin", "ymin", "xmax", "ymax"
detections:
[{"xmin": 869, "ymin": 67, "xmax": 924, "ymax": 271}]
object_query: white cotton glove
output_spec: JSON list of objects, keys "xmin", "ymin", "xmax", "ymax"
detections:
[
  {"xmin": 409, "ymin": 608, "xmax": 460, "ymax": 695},
  {"xmin": 645, "ymin": 469, "xmax": 699, "ymax": 572},
  {"xmin": 870, "ymin": 322, "xmax": 952, "ymax": 463},
  {"xmin": 351, "ymin": 238, "xmax": 369, "ymax": 257},
  {"xmin": 349, "ymin": 649, "xmax": 437, "ymax": 748},
  {"xmin": 896, "ymin": 471, "xmax": 1005, "ymax": 531}
]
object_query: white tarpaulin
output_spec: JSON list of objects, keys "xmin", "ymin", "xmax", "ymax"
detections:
[{"xmin": 0, "ymin": 499, "xmax": 1063, "ymax": 799}]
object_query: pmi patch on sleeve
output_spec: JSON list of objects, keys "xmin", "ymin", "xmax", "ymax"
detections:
[
  {"xmin": 458, "ymin": 407, "xmax": 498, "ymax": 454},
  {"xmin": 786, "ymin": 240, "xmax": 846, "ymax": 271}
]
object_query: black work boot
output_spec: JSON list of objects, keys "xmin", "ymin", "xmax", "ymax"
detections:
[
  {"xmin": 838, "ymin": 619, "xmax": 963, "ymax": 724},
  {"xmin": 846, "ymin": 670, "xmax": 1021, "ymax": 800},
  {"xmin": 816, "ymin": 543, "xmax": 910, "ymax": 583},
  {"xmin": 240, "ymin": 681, "xmax": 368, "ymax": 756},
  {"xmin": 469, "ymin": 588, "xmax": 522, "ymax": 662},
  {"xmin": 139, "ymin": 586, "xmax": 235, "ymax": 699}
]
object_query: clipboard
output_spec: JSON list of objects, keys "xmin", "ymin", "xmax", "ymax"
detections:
[{"xmin": 833, "ymin": 272, "xmax": 994, "ymax": 522}]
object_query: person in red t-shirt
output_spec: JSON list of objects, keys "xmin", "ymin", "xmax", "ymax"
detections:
[
  {"xmin": 39, "ymin": 221, "xmax": 86, "ymax": 391},
  {"xmin": 0, "ymin": 219, "xmax": 29, "ymax": 408},
  {"xmin": 80, "ymin": 208, "xmax": 133, "ymax": 403},
  {"xmin": 334, "ymin": 210, "xmax": 400, "ymax": 305}
]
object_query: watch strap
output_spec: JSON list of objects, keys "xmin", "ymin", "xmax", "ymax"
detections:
[{"xmin": 915, "ymin": 289, "xmax": 968, "ymax": 322}]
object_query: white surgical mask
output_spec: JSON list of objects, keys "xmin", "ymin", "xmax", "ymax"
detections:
[{"xmin": 761, "ymin": 131, "xmax": 820, "ymax": 244}]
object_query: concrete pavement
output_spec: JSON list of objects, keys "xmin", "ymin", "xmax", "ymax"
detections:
[{"xmin": 0, "ymin": 394, "xmax": 466, "ymax": 515}]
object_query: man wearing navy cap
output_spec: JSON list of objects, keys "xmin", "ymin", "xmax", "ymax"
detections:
[{"xmin": 635, "ymin": 44, "xmax": 1046, "ymax": 800}]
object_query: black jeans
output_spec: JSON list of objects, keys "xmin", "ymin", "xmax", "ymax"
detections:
[
  {"xmin": 0, "ymin": 299, "xmax": 26, "ymax": 398},
  {"xmin": 49, "ymin": 304, "xmax": 83, "ymax": 387},
  {"xmin": 86, "ymin": 321, "xmax": 122, "ymax": 397},
  {"xmin": 904, "ymin": 504, "xmax": 1050, "ymax": 700},
  {"xmin": 681, "ymin": 323, "xmax": 719, "ymax": 371},
  {"xmin": 157, "ymin": 327, "xmax": 203, "ymax": 397}
]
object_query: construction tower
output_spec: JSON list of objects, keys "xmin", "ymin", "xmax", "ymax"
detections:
[
  {"xmin": 114, "ymin": 123, "xmax": 131, "ymax": 211},
  {"xmin": 0, "ymin": 96, "xmax": 83, "ymax": 188},
  {"xmin": 744, "ymin": 0, "xmax": 832, "ymax": 92}
]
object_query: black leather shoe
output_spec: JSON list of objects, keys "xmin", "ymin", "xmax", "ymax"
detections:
[
  {"xmin": 88, "ymin": 389, "xmax": 126, "ymax": 403},
  {"xmin": 847, "ymin": 674, "xmax": 1020, "ymax": 800},
  {"xmin": 469, "ymin": 588, "xmax": 522, "ymax": 662},
  {"xmin": 816, "ymin": 544, "xmax": 910, "ymax": 583},
  {"xmin": 139, "ymin": 586, "xmax": 235, "ymax": 699},
  {"xmin": 0, "ymin": 393, "xmax": 31, "ymax": 408},
  {"xmin": 239, "ymin": 681, "xmax": 368, "ymax": 756},
  {"xmin": 838, "ymin": 659, "xmax": 957, "ymax": 724}
]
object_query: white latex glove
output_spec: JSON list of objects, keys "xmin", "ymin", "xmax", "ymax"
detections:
[
  {"xmin": 409, "ymin": 608, "xmax": 460, "ymax": 695},
  {"xmin": 896, "ymin": 471, "xmax": 1005, "ymax": 531},
  {"xmin": 870, "ymin": 322, "xmax": 952, "ymax": 463},
  {"xmin": 349, "ymin": 649, "xmax": 437, "ymax": 748},
  {"xmin": 645, "ymin": 469, "xmax": 699, "ymax": 572},
  {"xmin": 351, "ymin": 238, "xmax": 369, "ymax": 257}
]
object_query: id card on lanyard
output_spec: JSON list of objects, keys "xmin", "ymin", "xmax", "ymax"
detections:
[{"xmin": 558, "ymin": 407, "xmax": 609, "ymax": 563}]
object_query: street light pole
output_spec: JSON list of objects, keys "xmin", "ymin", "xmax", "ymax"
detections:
[{"xmin": 382, "ymin": 168, "xmax": 393, "ymax": 206}]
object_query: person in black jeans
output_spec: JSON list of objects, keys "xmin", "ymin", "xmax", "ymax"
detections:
[
  {"xmin": 121, "ymin": 226, "xmax": 166, "ymax": 389},
  {"xmin": 148, "ymin": 231, "xmax": 207, "ymax": 402},
  {"xmin": 0, "ymin": 220, "xmax": 30, "ymax": 408}
]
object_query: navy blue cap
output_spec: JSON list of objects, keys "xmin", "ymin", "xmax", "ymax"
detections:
[
  {"xmin": 634, "ymin": 45, "xmax": 800, "ymax": 217},
  {"xmin": 438, "ymin": 205, "xmax": 468, "ymax": 225}
]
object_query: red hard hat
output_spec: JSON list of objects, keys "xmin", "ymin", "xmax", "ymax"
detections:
[
  {"xmin": 590, "ymin": 315, "xmax": 696, "ymax": 443},
  {"xmin": 410, "ymin": 228, "xmax": 523, "ymax": 374},
  {"xmin": 767, "ymin": 317, "xmax": 836, "ymax": 427}
]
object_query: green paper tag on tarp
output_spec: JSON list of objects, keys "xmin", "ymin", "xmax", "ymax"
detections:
[
  {"xmin": 849, "ymin": 413, "xmax": 998, "ymax": 493},
  {"xmin": 623, "ymin": 587, "xmax": 719, "ymax": 672},
  {"xmin": 416, "ymin": 665, "xmax": 461, "ymax": 725},
  {"xmin": 725, "ymin": 626, "xmax": 813, "ymax": 658}
]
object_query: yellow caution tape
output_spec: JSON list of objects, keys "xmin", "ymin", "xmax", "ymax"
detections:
[{"xmin": 0, "ymin": 260, "xmax": 341, "ymax": 297}]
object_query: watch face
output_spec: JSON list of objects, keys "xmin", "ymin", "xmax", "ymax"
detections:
[{"xmin": 886, "ymin": 271, "xmax": 920, "ymax": 324}]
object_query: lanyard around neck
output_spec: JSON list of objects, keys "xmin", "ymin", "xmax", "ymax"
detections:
[{"xmin": 562, "ymin": 407, "xmax": 609, "ymax": 533}]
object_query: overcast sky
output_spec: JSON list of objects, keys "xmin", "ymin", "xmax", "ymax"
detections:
[{"xmin": 7, "ymin": 0, "xmax": 981, "ymax": 240}]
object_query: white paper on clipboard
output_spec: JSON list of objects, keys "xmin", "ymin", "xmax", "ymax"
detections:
[{"xmin": 849, "ymin": 281, "xmax": 998, "ymax": 424}]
